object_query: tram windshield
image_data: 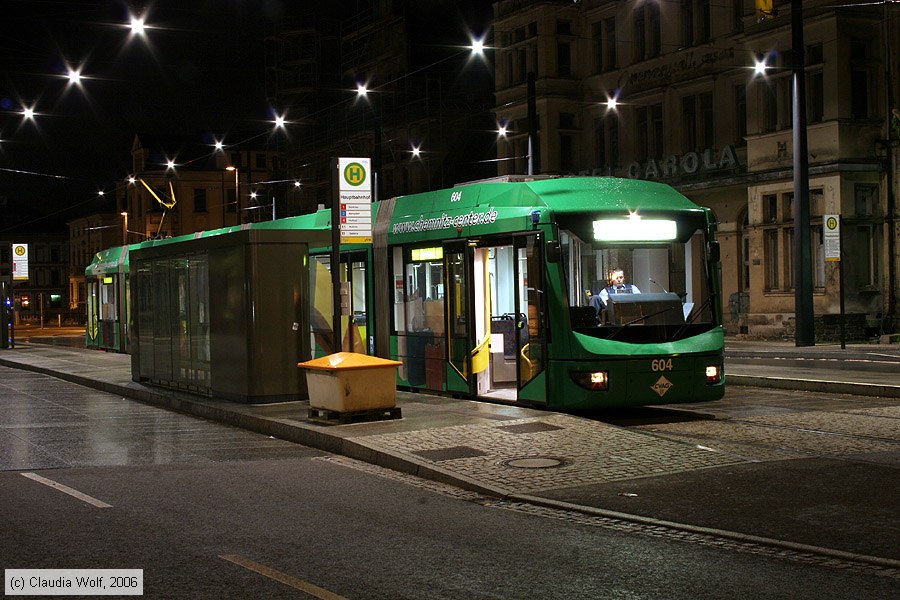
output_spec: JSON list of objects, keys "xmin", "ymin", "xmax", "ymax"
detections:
[{"xmin": 559, "ymin": 215, "xmax": 717, "ymax": 342}]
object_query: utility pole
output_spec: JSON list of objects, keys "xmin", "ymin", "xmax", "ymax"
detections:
[{"xmin": 792, "ymin": 0, "xmax": 815, "ymax": 346}]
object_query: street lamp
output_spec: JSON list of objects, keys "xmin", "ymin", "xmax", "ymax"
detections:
[
  {"xmin": 225, "ymin": 165, "xmax": 239, "ymax": 223},
  {"xmin": 120, "ymin": 212, "xmax": 128, "ymax": 246},
  {"xmin": 356, "ymin": 83, "xmax": 381, "ymax": 201}
]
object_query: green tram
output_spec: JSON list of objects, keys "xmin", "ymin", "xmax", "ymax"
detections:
[
  {"xmin": 85, "ymin": 245, "xmax": 130, "ymax": 352},
  {"xmin": 87, "ymin": 176, "xmax": 725, "ymax": 409}
]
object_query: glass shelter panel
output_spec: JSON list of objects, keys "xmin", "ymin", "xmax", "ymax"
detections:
[{"xmin": 309, "ymin": 253, "xmax": 370, "ymax": 356}]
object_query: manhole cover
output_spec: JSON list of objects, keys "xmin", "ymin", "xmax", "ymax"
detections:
[
  {"xmin": 501, "ymin": 456, "xmax": 568, "ymax": 469},
  {"xmin": 496, "ymin": 422, "xmax": 564, "ymax": 434},
  {"xmin": 412, "ymin": 446, "xmax": 488, "ymax": 462}
]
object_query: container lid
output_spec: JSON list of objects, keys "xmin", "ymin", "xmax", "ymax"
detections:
[{"xmin": 298, "ymin": 352, "xmax": 403, "ymax": 371}]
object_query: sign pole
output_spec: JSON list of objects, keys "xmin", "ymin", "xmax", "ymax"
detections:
[
  {"xmin": 839, "ymin": 216, "xmax": 845, "ymax": 349},
  {"xmin": 332, "ymin": 157, "xmax": 373, "ymax": 354},
  {"xmin": 331, "ymin": 158, "xmax": 341, "ymax": 354},
  {"xmin": 824, "ymin": 214, "xmax": 843, "ymax": 348}
]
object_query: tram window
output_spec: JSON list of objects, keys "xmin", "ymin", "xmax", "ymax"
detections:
[
  {"xmin": 405, "ymin": 257, "xmax": 444, "ymax": 334},
  {"xmin": 559, "ymin": 223, "xmax": 716, "ymax": 338}
]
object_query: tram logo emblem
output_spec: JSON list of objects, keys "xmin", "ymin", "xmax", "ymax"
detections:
[
  {"xmin": 343, "ymin": 162, "xmax": 367, "ymax": 187},
  {"xmin": 651, "ymin": 376, "xmax": 673, "ymax": 397}
]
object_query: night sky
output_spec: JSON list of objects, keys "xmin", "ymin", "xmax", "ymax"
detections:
[
  {"xmin": 1, "ymin": 1, "xmax": 494, "ymax": 232},
  {"xmin": 0, "ymin": 0, "xmax": 282, "ymax": 229}
]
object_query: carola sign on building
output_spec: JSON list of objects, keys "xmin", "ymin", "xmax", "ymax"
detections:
[{"xmin": 626, "ymin": 145, "xmax": 740, "ymax": 180}]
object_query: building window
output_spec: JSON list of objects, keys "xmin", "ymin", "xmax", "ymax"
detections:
[
  {"xmin": 605, "ymin": 18, "xmax": 617, "ymax": 71},
  {"xmin": 813, "ymin": 225, "xmax": 825, "ymax": 288},
  {"xmin": 634, "ymin": 103, "xmax": 663, "ymax": 161},
  {"xmin": 682, "ymin": 0, "xmax": 693, "ymax": 47},
  {"xmin": 591, "ymin": 17, "xmax": 617, "ymax": 73},
  {"xmin": 255, "ymin": 153, "xmax": 267, "ymax": 169},
  {"xmin": 636, "ymin": 8, "xmax": 646, "ymax": 59},
  {"xmin": 648, "ymin": 2, "xmax": 661, "ymax": 57},
  {"xmin": 763, "ymin": 81, "xmax": 778, "ymax": 132},
  {"xmin": 851, "ymin": 70, "xmax": 870, "ymax": 119},
  {"xmin": 635, "ymin": 2, "xmax": 660, "ymax": 60},
  {"xmin": 560, "ymin": 134, "xmax": 574, "ymax": 172},
  {"xmin": 226, "ymin": 189, "xmax": 236, "ymax": 212},
  {"xmin": 850, "ymin": 38, "xmax": 872, "ymax": 120},
  {"xmin": 230, "ymin": 152, "xmax": 242, "ymax": 168},
  {"xmin": 855, "ymin": 183, "xmax": 879, "ymax": 216},
  {"xmin": 854, "ymin": 183, "xmax": 880, "ymax": 287},
  {"xmin": 595, "ymin": 118, "xmax": 606, "ymax": 168},
  {"xmin": 762, "ymin": 189, "xmax": 825, "ymax": 292},
  {"xmin": 557, "ymin": 42, "xmax": 571, "ymax": 76},
  {"xmin": 517, "ymin": 47, "xmax": 527, "ymax": 83},
  {"xmin": 735, "ymin": 84, "xmax": 747, "ymax": 141},
  {"xmin": 682, "ymin": 93, "xmax": 713, "ymax": 151},
  {"xmin": 559, "ymin": 113, "xmax": 575, "ymax": 129},
  {"xmin": 592, "ymin": 22, "xmax": 604, "ymax": 74},
  {"xmin": 193, "ymin": 189, "xmax": 207, "ymax": 213},
  {"xmin": 556, "ymin": 20, "xmax": 572, "ymax": 35},
  {"xmin": 699, "ymin": 0, "xmax": 711, "ymax": 41},
  {"xmin": 854, "ymin": 225, "xmax": 877, "ymax": 287},
  {"xmin": 808, "ymin": 70, "xmax": 824, "ymax": 123},
  {"xmin": 733, "ymin": 0, "xmax": 744, "ymax": 32},
  {"xmin": 763, "ymin": 194, "xmax": 778, "ymax": 223},
  {"xmin": 764, "ymin": 229, "xmax": 780, "ymax": 290},
  {"xmin": 608, "ymin": 119, "xmax": 619, "ymax": 169}
]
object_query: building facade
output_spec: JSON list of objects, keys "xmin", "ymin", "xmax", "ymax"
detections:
[
  {"xmin": 492, "ymin": 0, "xmax": 899, "ymax": 339},
  {"xmin": 1, "ymin": 233, "xmax": 70, "ymax": 325},
  {"xmin": 67, "ymin": 213, "xmax": 123, "ymax": 316},
  {"xmin": 116, "ymin": 133, "xmax": 283, "ymax": 242}
]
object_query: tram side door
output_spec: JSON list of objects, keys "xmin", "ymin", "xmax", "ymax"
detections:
[
  {"xmin": 445, "ymin": 236, "xmax": 544, "ymax": 402},
  {"xmin": 514, "ymin": 234, "xmax": 546, "ymax": 402},
  {"xmin": 446, "ymin": 243, "xmax": 470, "ymax": 393}
]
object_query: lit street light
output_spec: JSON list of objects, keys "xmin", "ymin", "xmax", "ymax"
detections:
[
  {"xmin": 121, "ymin": 212, "xmax": 128, "ymax": 245},
  {"xmin": 225, "ymin": 165, "xmax": 240, "ymax": 222}
]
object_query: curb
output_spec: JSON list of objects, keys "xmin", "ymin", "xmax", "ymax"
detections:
[{"xmin": 726, "ymin": 374, "xmax": 900, "ymax": 398}]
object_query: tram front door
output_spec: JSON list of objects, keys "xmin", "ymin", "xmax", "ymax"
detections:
[{"xmin": 445, "ymin": 234, "xmax": 546, "ymax": 403}]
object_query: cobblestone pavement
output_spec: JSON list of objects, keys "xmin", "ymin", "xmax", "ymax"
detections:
[
  {"xmin": 357, "ymin": 413, "xmax": 750, "ymax": 493},
  {"xmin": 632, "ymin": 405, "xmax": 900, "ymax": 464}
]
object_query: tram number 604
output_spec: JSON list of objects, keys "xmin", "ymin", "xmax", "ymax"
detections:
[{"xmin": 651, "ymin": 359, "xmax": 673, "ymax": 372}]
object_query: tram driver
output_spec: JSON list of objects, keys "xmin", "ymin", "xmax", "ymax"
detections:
[{"xmin": 590, "ymin": 269, "xmax": 641, "ymax": 316}]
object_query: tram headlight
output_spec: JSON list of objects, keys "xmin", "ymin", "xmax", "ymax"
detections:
[
  {"xmin": 570, "ymin": 370, "xmax": 609, "ymax": 391},
  {"xmin": 705, "ymin": 364, "xmax": 722, "ymax": 384}
]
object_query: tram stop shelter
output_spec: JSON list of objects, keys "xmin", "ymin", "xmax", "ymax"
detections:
[{"xmin": 129, "ymin": 227, "xmax": 330, "ymax": 403}]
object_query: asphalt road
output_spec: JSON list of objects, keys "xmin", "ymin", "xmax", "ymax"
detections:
[{"xmin": 2, "ymin": 367, "xmax": 898, "ymax": 599}]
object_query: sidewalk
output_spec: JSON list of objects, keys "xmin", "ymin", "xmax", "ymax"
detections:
[
  {"xmin": 1, "ymin": 340, "xmax": 898, "ymax": 570},
  {"xmin": 724, "ymin": 339, "xmax": 900, "ymax": 398}
]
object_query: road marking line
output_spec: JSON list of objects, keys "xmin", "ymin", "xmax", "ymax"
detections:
[
  {"xmin": 20, "ymin": 472, "xmax": 113, "ymax": 508},
  {"xmin": 219, "ymin": 554, "xmax": 348, "ymax": 600}
]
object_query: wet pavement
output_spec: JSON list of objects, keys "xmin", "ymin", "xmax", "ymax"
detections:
[{"xmin": 1, "ymin": 336, "xmax": 898, "ymax": 572}]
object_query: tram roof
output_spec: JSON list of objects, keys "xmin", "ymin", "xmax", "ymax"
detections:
[
  {"xmin": 85, "ymin": 245, "xmax": 129, "ymax": 276},
  {"xmin": 394, "ymin": 176, "xmax": 704, "ymax": 214},
  {"xmin": 522, "ymin": 177, "xmax": 704, "ymax": 214}
]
